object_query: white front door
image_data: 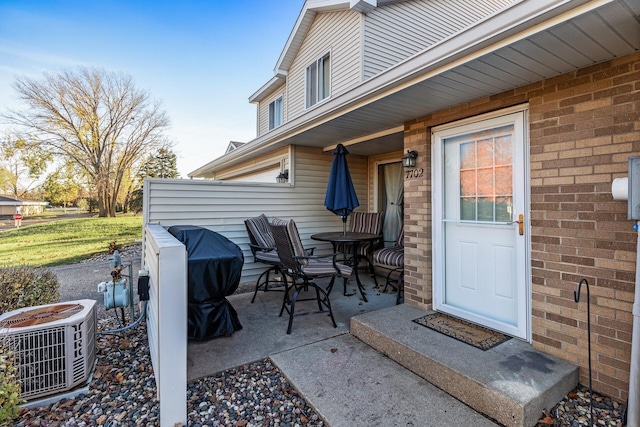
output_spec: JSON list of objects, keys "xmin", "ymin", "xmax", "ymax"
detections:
[{"xmin": 433, "ymin": 110, "xmax": 529, "ymax": 339}]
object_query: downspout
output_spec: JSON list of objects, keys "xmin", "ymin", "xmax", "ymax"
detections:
[
  {"xmin": 630, "ymin": 221, "xmax": 639, "ymax": 426},
  {"xmin": 613, "ymin": 173, "xmax": 638, "ymax": 427}
]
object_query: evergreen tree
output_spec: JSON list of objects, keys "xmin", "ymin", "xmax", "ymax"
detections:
[
  {"xmin": 129, "ymin": 147, "xmax": 180, "ymax": 213},
  {"xmin": 141, "ymin": 147, "xmax": 179, "ymax": 179}
]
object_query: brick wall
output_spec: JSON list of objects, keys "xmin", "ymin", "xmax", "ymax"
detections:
[{"xmin": 403, "ymin": 51, "xmax": 639, "ymax": 401}]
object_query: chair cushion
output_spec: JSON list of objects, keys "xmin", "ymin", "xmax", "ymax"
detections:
[
  {"xmin": 335, "ymin": 241, "xmax": 375, "ymax": 256},
  {"xmin": 255, "ymin": 250, "xmax": 280, "ymax": 264},
  {"xmin": 271, "ymin": 218, "xmax": 308, "ymax": 265},
  {"xmin": 335, "ymin": 212, "xmax": 384, "ymax": 256},
  {"xmin": 302, "ymin": 259, "xmax": 352, "ymax": 277},
  {"xmin": 270, "ymin": 216, "xmax": 285, "ymax": 225},
  {"xmin": 395, "ymin": 224, "xmax": 404, "ymax": 247},
  {"xmin": 246, "ymin": 214, "xmax": 276, "ymax": 249},
  {"xmin": 350, "ymin": 212, "xmax": 384, "ymax": 234},
  {"xmin": 374, "ymin": 246, "xmax": 404, "ymax": 268},
  {"xmin": 270, "ymin": 217, "xmax": 288, "ymax": 226}
]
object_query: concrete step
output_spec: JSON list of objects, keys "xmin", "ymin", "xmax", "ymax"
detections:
[
  {"xmin": 350, "ymin": 304, "xmax": 580, "ymax": 427},
  {"xmin": 271, "ymin": 333, "xmax": 501, "ymax": 426}
]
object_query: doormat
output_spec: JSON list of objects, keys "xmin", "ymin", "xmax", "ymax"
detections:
[{"xmin": 413, "ymin": 313, "xmax": 511, "ymax": 351}]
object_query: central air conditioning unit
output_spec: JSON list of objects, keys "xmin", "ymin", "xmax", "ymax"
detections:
[{"xmin": 0, "ymin": 299, "xmax": 96, "ymax": 401}]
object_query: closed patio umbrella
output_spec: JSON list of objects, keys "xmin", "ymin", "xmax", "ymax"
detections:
[{"xmin": 324, "ymin": 143, "xmax": 360, "ymax": 234}]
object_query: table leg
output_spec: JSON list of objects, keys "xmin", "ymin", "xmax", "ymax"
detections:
[
  {"xmin": 332, "ymin": 242, "xmax": 355, "ymax": 297},
  {"xmin": 352, "ymin": 242, "xmax": 368, "ymax": 302}
]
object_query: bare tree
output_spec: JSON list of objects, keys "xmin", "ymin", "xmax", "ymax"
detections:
[{"xmin": 4, "ymin": 68, "xmax": 170, "ymax": 217}]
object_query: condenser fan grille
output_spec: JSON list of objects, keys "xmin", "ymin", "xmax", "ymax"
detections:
[{"xmin": 0, "ymin": 303, "xmax": 83, "ymax": 328}]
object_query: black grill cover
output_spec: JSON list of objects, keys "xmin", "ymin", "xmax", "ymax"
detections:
[{"xmin": 168, "ymin": 225, "xmax": 243, "ymax": 340}]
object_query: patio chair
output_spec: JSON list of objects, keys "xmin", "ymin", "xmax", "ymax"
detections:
[
  {"xmin": 270, "ymin": 219, "xmax": 352, "ymax": 334},
  {"xmin": 245, "ymin": 215, "xmax": 317, "ymax": 303},
  {"xmin": 244, "ymin": 214, "xmax": 287, "ymax": 303},
  {"xmin": 372, "ymin": 224, "xmax": 404, "ymax": 304},
  {"xmin": 336, "ymin": 211, "xmax": 385, "ymax": 272}
]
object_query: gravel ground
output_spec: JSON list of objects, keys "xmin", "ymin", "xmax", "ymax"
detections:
[
  {"xmin": 15, "ymin": 245, "xmax": 323, "ymax": 427},
  {"xmin": 12, "ymin": 244, "xmax": 627, "ymax": 426},
  {"xmin": 14, "ymin": 318, "xmax": 323, "ymax": 427},
  {"xmin": 534, "ymin": 385, "xmax": 626, "ymax": 427}
]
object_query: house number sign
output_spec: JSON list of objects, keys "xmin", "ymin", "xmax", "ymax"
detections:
[{"xmin": 405, "ymin": 168, "xmax": 424, "ymax": 179}]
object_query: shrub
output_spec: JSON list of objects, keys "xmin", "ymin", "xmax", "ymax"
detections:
[
  {"xmin": 0, "ymin": 266, "xmax": 60, "ymax": 314},
  {"xmin": 0, "ymin": 344, "xmax": 23, "ymax": 425},
  {"xmin": 0, "ymin": 266, "xmax": 59, "ymax": 424}
]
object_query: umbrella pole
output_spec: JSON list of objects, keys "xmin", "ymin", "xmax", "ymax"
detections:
[{"xmin": 342, "ymin": 216, "xmax": 347, "ymax": 235}]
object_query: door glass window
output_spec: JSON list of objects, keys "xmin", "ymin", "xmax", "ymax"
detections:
[
  {"xmin": 446, "ymin": 124, "xmax": 514, "ymax": 222},
  {"xmin": 377, "ymin": 162, "xmax": 403, "ymax": 245}
]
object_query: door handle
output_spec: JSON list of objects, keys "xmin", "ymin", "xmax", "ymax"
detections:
[{"xmin": 511, "ymin": 214, "xmax": 524, "ymax": 236}]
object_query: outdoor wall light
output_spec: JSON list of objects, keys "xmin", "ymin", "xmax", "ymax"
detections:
[
  {"xmin": 276, "ymin": 170, "xmax": 289, "ymax": 183},
  {"xmin": 402, "ymin": 150, "xmax": 418, "ymax": 168}
]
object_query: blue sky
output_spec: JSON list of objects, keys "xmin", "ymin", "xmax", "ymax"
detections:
[{"xmin": 0, "ymin": 1, "xmax": 302, "ymax": 177}]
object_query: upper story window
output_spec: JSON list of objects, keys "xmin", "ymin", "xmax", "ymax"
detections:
[
  {"xmin": 269, "ymin": 96, "xmax": 283, "ymax": 130},
  {"xmin": 305, "ymin": 52, "xmax": 330, "ymax": 108}
]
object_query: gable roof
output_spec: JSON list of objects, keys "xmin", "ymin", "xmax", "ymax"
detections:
[
  {"xmin": 192, "ymin": 0, "xmax": 640, "ymax": 178},
  {"xmin": 225, "ymin": 141, "xmax": 246, "ymax": 154},
  {"xmin": 276, "ymin": 0, "xmax": 412, "ymax": 75},
  {"xmin": 250, "ymin": 0, "xmax": 409, "ymax": 103}
]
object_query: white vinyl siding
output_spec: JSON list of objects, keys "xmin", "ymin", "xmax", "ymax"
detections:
[
  {"xmin": 363, "ymin": 0, "xmax": 515, "ymax": 79},
  {"xmin": 143, "ymin": 145, "xmax": 369, "ymax": 286},
  {"xmin": 258, "ymin": 87, "xmax": 286, "ymax": 136},
  {"xmin": 215, "ymin": 146, "xmax": 289, "ymax": 182},
  {"xmin": 294, "ymin": 145, "xmax": 369, "ymax": 224},
  {"xmin": 226, "ymin": 167, "xmax": 281, "ymax": 183},
  {"xmin": 288, "ymin": 10, "xmax": 361, "ymax": 120}
]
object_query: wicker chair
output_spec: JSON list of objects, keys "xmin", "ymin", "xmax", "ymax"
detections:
[
  {"xmin": 336, "ymin": 211, "xmax": 385, "ymax": 272},
  {"xmin": 372, "ymin": 225, "xmax": 404, "ymax": 304},
  {"xmin": 270, "ymin": 219, "xmax": 352, "ymax": 334}
]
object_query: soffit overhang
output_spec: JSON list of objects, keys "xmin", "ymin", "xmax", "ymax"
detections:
[{"xmin": 248, "ymin": 72, "xmax": 287, "ymax": 104}]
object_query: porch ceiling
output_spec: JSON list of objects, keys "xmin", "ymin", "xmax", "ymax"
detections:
[{"xmin": 190, "ymin": 0, "xmax": 639, "ymax": 176}]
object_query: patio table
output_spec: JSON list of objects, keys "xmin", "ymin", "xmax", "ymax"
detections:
[{"xmin": 311, "ymin": 232, "xmax": 382, "ymax": 302}]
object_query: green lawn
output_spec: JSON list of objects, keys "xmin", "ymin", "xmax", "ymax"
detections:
[{"xmin": 0, "ymin": 215, "xmax": 143, "ymax": 267}]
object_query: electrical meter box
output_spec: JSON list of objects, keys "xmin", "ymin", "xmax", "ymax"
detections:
[{"xmin": 629, "ymin": 156, "xmax": 640, "ymax": 220}]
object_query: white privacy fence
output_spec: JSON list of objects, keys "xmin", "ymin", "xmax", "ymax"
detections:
[
  {"xmin": 141, "ymin": 176, "xmax": 359, "ymax": 425},
  {"xmin": 143, "ymin": 224, "xmax": 187, "ymax": 427},
  {"xmin": 142, "ymin": 178, "xmax": 348, "ymax": 284}
]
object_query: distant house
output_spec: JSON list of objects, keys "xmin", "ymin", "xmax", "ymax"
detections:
[
  {"xmin": 224, "ymin": 141, "xmax": 246, "ymax": 154},
  {"xmin": 154, "ymin": 0, "xmax": 639, "ymax": 405},
  {"xmin": 0, "ymin": 195, "xmax": 48, "ymax": 216}
]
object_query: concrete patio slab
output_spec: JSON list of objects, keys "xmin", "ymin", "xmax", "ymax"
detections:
[{"xmin": 187, "ymin": 279, "xmax": 397, "ymax": 381}]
